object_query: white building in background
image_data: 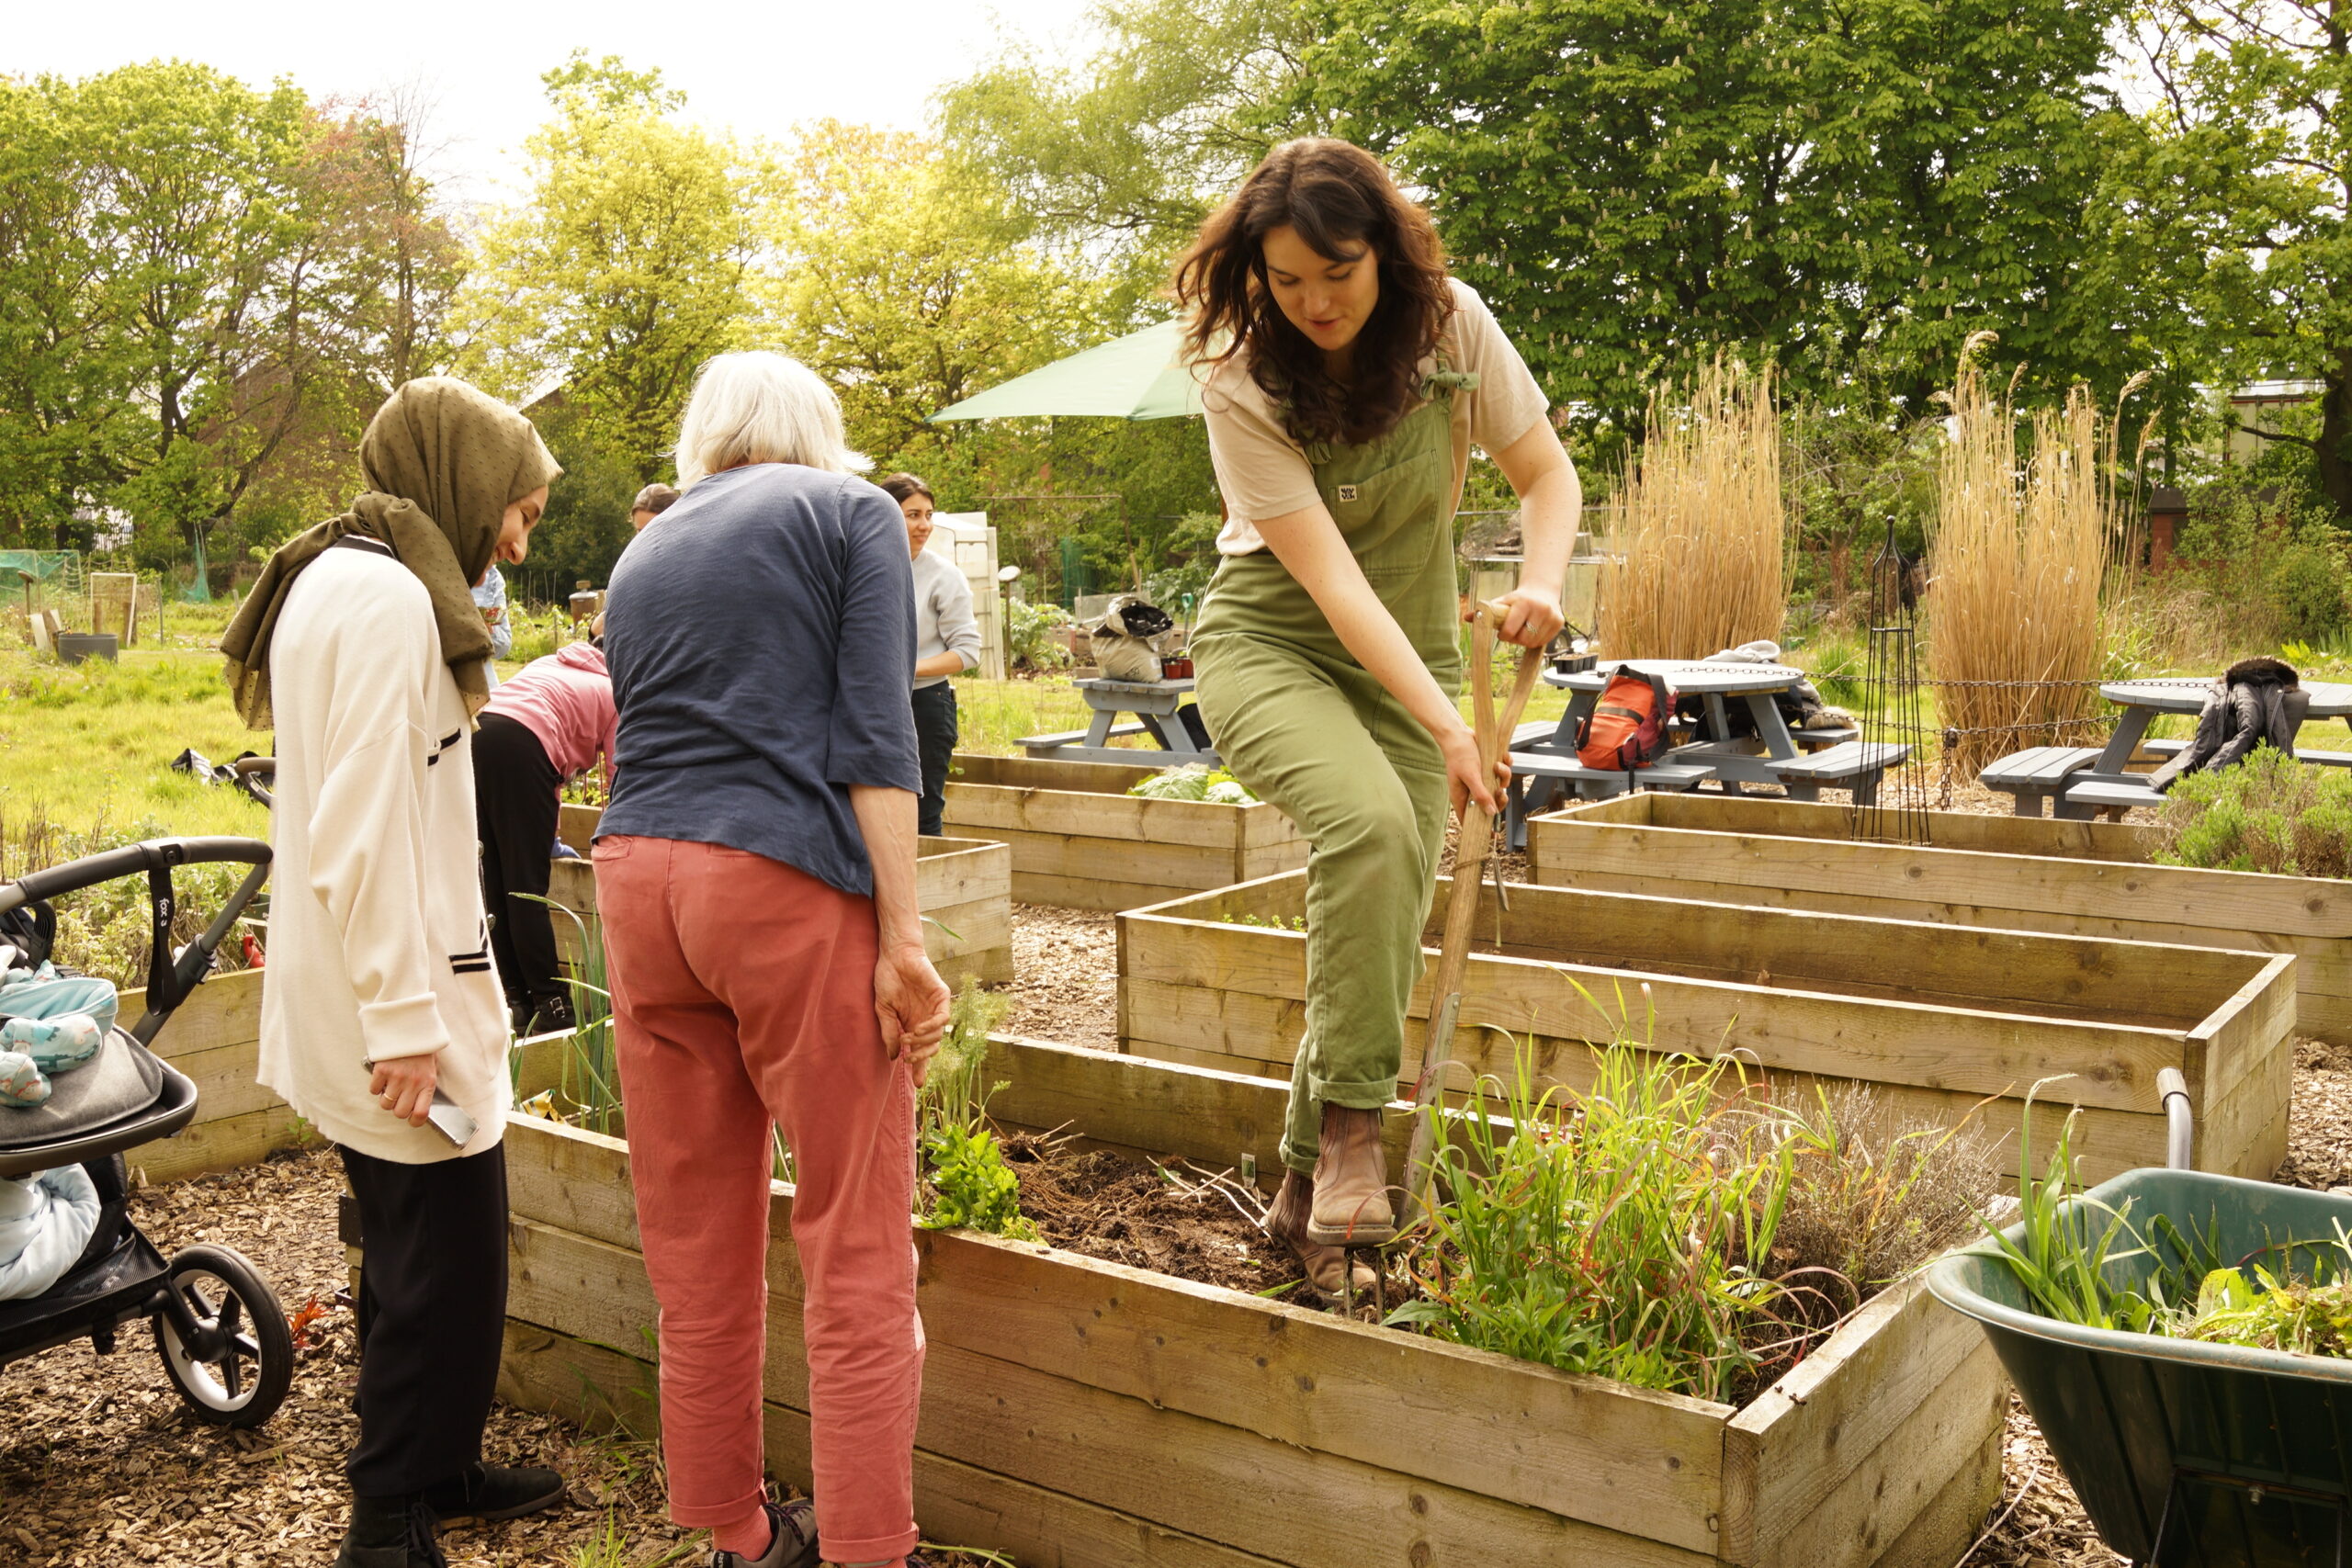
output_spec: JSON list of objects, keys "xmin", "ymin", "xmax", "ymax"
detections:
[
  {"xmin": 924, "ymin": 512, "xmax": 1007, "ymax": 680},
  {"xmin": 2221, "ymin": 379, "xmax": 2324, "ymax": 467}
]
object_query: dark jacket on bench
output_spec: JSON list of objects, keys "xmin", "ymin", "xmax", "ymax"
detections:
[{"xmin": 2148, "ymin": 657, "xmax": 2310, "ymax": 793}]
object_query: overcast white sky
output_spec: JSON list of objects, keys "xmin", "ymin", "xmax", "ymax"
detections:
[{"xmin": 7, "ymin": 0, "xmax": 1098, "ymax": 203}]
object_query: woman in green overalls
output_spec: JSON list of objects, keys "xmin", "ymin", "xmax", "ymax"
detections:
[{"xmin": 1176, "ymin": 139, "xmax": 1582, "ymax": 1300}]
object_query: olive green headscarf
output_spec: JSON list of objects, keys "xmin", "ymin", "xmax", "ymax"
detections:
[{"xmin": 221, "ymin": 378, "xmax": 561, "ymax": 729}]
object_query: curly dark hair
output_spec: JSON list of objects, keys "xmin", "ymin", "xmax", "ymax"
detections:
[{"xmin": 1174, "ymin": 139, "xmax": 1453, "ymax": 448}]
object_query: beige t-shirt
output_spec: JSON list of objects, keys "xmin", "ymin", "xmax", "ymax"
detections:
[{"xmin": 1202, "ymin": 277, "xmax": 1551, "ymax": 555}]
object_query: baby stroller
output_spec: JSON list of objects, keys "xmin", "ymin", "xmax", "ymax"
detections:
[{"xmin": 0, "ymin": 835, "xmax": 292, "ymax": 1428}]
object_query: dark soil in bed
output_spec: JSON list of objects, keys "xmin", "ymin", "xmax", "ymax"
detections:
[{"xmin": 1006, "ymin": 1141, "xmax": 1350, "ymax": 1314}]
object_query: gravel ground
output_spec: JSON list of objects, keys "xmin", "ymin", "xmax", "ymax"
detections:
[
  {"xmin": 0, "ymin": 1148, "xmax": 682, "ymax": 1568},
  {"xmin": 0, "ymin": 1148, "xmax": 1002, "ymax": 1567},
  {"xmin": 1002, "ymin": 903, "xmax": 1115, "ymax": 1052}
]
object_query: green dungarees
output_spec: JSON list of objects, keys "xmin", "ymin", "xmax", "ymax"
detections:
[{"xmin": 1192, "ymin": 369, "xmax": 1475, "ymax": 1175}]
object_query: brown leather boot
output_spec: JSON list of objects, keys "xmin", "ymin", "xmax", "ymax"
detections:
[
  {"xmin": 1265, "ymin": 1169, "xmax": 1375, "ymax": 1303},
  {"xmin": 1306, "ymin": 1103, "xmax": 1396, "ymax": 1245}
]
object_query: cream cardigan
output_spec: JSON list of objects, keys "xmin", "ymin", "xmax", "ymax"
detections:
[{"xmin": 256, "ymin": 543, "xmax": 510, "ymax": 1163}]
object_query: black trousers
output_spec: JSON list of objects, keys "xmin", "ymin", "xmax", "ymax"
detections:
[
  {"xmin": 473, "ymin": 712, "xmax": 563, "ymax": 1010},
  {"xmin": 913, "ymin": 682, "xmax": 959, "ymax": 838},
  {"xmin": 341, "ymin": 1142, "xmax": 509, "ymax": 1496}
]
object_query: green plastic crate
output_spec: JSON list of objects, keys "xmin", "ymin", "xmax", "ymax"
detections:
[{"xmin": 1929, "ymin": 1169, "xmax": 2352, "ymax": 1564}]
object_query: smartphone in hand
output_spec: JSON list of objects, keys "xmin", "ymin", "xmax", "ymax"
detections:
[{"xmin": 425, "ymin": 1091, "xmax": 477, "ymax": 1147}]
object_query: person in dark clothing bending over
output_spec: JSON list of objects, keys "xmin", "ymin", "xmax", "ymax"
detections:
[{"xmin": 475, "ymin": 636, "xmax": 617, "ymax": 1035}]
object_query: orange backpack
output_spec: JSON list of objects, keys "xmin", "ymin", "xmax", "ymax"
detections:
[{"xmin": 1576, "ymin": 670, "xmax": 1678, "ymax": 770}]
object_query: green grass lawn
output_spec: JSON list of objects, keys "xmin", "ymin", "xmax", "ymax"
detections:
[
  {"xmin": 2, "ymin": 620, "xmax": 1594, "ymax": 851},
  {"xmin": 0, "ymin": 641, "xmax": 273, "ymax": 846}
]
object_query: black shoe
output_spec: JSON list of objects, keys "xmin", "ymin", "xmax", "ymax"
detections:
[
  {"xmin": 422, "ymin": 1461, "xmax": 567, "ymax": 1525},
  {"xmin": 525, "ymin": 992, "xmax": 576, "ymax": 1036},
  {"xmin": 335, "ymin": 1495, "xmax": 447, "ymax": 1568},
  {"xmin": 707, "ymin": 1499, "xmax": 820, "ymax": 1568}
]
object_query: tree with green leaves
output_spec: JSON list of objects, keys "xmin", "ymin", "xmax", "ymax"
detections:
[
  {"xmin": 763, "ymin": 121, "xmax": 1103, "ymax": 466},
  {"xmin": 937, "ymin": 0, "xmax": 1312, "ymax": 315},
  {"xmin": 2114, "ymin": 0, "xmax": 2352, "ymax": 520},
  {"xmin": 457, "ymin": 54, "xmax": 763, "ymax": 482},
  {"xmin": 0, "ymin": 62, "xmax": 447, "ymax": 564},
  {"xmin": 1288, "ymin": 0, "xmax": 2133, "ymax": 436},
  {"xmin": 0, "ymin": 76, "xmax": 123, "ymax": 544}
]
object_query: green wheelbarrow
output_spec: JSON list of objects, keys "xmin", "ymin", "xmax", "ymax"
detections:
[{"xmin": 1929, "ymin": 1069, "xmax": 2352, "ymax": 1565}]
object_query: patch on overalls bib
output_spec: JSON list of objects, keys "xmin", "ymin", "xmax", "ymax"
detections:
[{"xmin": 1337, "ymin": 484, "xmax": 1359, "ymax": 502}]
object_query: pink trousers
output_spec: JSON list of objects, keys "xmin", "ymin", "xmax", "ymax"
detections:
[{"xmin": 595, "ymin": 835, "xmax": 923, "ymax": 1567}]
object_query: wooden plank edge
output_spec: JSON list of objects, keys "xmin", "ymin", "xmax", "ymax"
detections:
[{"xmin": 497, "ymin": 1319, "xmax": 1292, "ymax": 1568}]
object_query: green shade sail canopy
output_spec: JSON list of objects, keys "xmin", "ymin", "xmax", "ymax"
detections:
[{"xmin": 929, "ymin": 319, "xmax": 1204, "ymax": 423}]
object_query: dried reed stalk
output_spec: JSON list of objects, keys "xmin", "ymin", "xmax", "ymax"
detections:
[
  {"xmin": 1928, "ymin": 338, "xmax": 2126, "ymax": 772},
  {"xmin": 1597, "ymin": 358, "xmax": 1785, "ymax": 658}
]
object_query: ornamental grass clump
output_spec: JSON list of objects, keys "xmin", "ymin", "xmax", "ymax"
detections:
[
  {"xmin": 1396, "ymin": 1028, "xmax": 2001, "ymax": 1400},
  {"xmin": 2152, "ymin": 749, "xmax": 2352, "ymax": 878},
  {"xmin": 1596, "ymin": 357, "xmax": 1785, "ymax": 660},
  {"xmin": 1926, "ymin": 339, "xmax": 2133, "ymax": 771},
  {"xmin": 1394, "ymin": 1037, "xmax": 1804, "ymax": 1403},
  {"xmin": 1771, "ymin": 1082, "xmax": 1997, "ymax": 1298}
]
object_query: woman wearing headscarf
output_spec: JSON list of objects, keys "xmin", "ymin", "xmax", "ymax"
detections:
[{"xmin": 221, "ymin": 377, "xmax": 570, "ymax": 1568}]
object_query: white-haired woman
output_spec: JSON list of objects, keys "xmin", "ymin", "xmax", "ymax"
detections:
[{"xmin": 595, "ymin": 352, "xmax": 952, "ymax": 1568}]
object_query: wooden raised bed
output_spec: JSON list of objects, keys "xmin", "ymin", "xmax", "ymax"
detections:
[
  {"xmin": 492, "ymin": 1035, "xmax": 2005, "ymax": 1568},
  {"xmin": 548, "ymin": 819, "xmax": 1012, "ymax": 986},
  {"xmin": 1117, "ymin": 871, "xmax": 2296, "ymax": 1185},
  {"xmin": 1529, "ymin": 793, "xmax": 2352, "ymax": 1048},
  {"xmin": 115, "ymin": 968, "xmax": 311, "ymax": 1183},
  {"xmin": 942, "ymin": 752, "xmax": 1306, "ymax": 912}
]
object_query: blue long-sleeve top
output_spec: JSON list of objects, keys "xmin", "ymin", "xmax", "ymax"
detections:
[{"xmin": 597, "ymin": 463, "xmax": 920, "ymax": 897}]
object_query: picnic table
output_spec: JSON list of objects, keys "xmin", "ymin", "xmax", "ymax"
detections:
[
  {"xmin": 2006, "ymin": 676, "xmax": 2352, "ymax": 819},
  {"xmin": 1018, "ymin": 676, "xmax": 1220, "ymax": 767},
  {"xmin": 1504, "ymin": 659, "xmax": 1906, "ymax": 845}
]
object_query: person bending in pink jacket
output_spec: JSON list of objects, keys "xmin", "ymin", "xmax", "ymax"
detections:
[{"xmin": 474, "ymin": 637, "xmax": 616, "ymax": 1034}]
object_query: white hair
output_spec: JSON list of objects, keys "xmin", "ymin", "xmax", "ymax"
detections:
[{"xmin": 673, "ymin": 351, "xmax": 867, "ymax": 486}]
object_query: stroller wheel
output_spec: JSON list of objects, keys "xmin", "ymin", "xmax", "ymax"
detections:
[{"xmin": 152, "ymin": 1243, "xmax": 294, "ymax": 1428}]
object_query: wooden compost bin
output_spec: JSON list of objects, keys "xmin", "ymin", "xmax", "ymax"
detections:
[
  {"xmin": 941, "ymin": 752, "xmax": 1306, "ymax": 911},
  {"xmin": 116, "ymin": 968, "xmax": 310, "ymax": 1182},
  {"xmin": 493, "ymin": 1035, "xmax": 2005, "ymax": 1568},
  {"xmin": 548, "ymin": 811, "xmax": 1012, "ymax": 986},
  {"xmin": 1529, "ymin": 792, "xmax": 2352, "ymax": 1048},
  {"xmin": 1118, "ymin": 871, "xmax": 2296, "ymax": 1185}
]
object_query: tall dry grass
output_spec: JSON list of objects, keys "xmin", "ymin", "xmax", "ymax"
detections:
[
  {"xmin": 1597, "ymin": 358, "xmax": 1785, "ymax": 659},
  {"xmin": 1927, "ymin": 339, "xmax": 2135, "ymax": 771}
]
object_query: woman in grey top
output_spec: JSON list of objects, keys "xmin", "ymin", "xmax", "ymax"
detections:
[{"xmin": 879, "ymin": 473, "xmax": 980, "ymax": 835}]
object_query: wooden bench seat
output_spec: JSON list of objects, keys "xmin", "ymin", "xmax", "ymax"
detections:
[
  {"xmin": 1510, "ymin": 754, "xmax": 1718, "ymax": 795},
  {"xmin": 1020, "ymin": 720, "xmax": 1149, "ymax": 751},
  {"xmin": 1770, "ymin": 740, "xmax": 1909, "ymax": 806},
  {"xmin": 1503, "ymin": 753, "xmax": 1715, "ymax": 847},
  {"xmin": 1510, "ymin": 718, "xmax": 1564, "ymax": 748},
  {"xmin": 2065, "ymin": 778, "xmax": 2167, "ymax": 816},
  {"xmin": 1980, "ymin": 744, "xmax": 2102, "ymax": 818}
]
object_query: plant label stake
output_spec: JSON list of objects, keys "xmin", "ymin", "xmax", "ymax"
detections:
[{"xmin": 1403, "ymin": 602, "xmax": 1544, "ymax": 1219}]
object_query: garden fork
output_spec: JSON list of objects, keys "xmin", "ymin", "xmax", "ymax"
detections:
[{"xmin": 1399, "ymin": 601, "xmax": 1545, "ymax": 1223}]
